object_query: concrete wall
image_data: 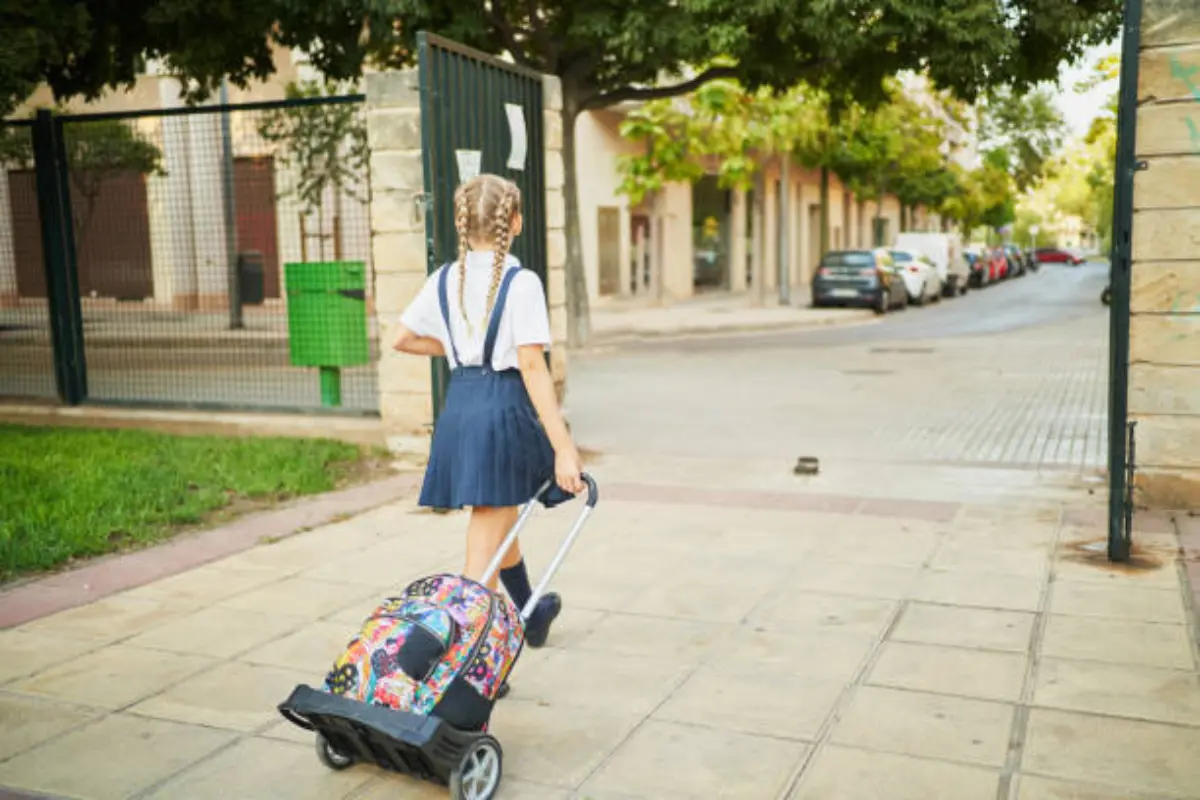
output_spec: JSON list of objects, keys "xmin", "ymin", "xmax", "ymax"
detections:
[
  {"xmin": 364, "ymin": 69, "xmax": 569, "ymax": 448},
  {"xmin": 1129, "ymin": 0, "xmax": 1200, "ymax": 507}
]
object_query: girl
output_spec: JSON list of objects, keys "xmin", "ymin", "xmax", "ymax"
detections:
[{"xmin": 392, "ymin": 173, "xmax": 585, "ymax": 653}]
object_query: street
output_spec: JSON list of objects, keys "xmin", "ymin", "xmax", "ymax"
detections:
[{"xmin": 3, "ymin": 257, "xmax": 1198, "ymax": 800}]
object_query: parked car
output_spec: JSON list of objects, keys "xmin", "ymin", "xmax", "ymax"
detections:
[
  {"xmin": 812, "ymin": 249, "xmax": 908, "ymax": 314},
  {"xmin": 987, "ymin": 247, "xmax": 1009, "ymax": 282},
  {"xmin": 1034, "ymin": 247, "xmax": 1085, "ymax": 265},
  {"xmin": 893, "ymin": 232, "xmax": 968, "ymax": 297},
  {"xmin": 888, "ymin": 249, "xmax": 942, "ymax": 305},
  {"xmin": 964, "ymin": 252, "xmax": 988, "ymax": 288},
  {"xmin": 1003, "ymin": 245, "xmax": 1026, "ymax": 278}
]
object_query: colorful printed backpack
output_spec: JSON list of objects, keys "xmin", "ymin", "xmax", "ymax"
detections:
[{"xmin": 322, "ymin": 573, "xmax": 524, "ymax": 731}]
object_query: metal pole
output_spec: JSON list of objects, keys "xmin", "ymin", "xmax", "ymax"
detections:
[
  {"xmin": 219, "ymin": 80, "xmax": 243, "ymax": 330},
  {"xmin": 1106, "ymin": 0, "xmax": 1144, "ymax": 563},
  {"xmin": 779, "ymin": 156, "xmax": 792, "ymax": 305}
]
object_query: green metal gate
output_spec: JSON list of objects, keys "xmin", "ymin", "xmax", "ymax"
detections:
[{"xmin": 416, "ymin": 32, "xmax": 547, "ymax": 418}]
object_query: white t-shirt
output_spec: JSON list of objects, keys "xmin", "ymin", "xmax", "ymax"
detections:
[{"xmin": 400, "ymin": 251, "xmax": 551, "ymax": 370}]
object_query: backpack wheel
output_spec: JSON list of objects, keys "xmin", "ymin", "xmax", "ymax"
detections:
[
  {"xmin": 315, "ymin": 733, "xmax": 354, "ymax": 771},
  {"xmin": 450, "ymin": 735, "xmax": 503, "ymax": 800}
]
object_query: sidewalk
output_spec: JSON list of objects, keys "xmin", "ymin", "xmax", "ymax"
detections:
[
  {"xmin": 589, "ymin": 291, "xmax": 874, "ymax": 345},
  {"xmin": 1, "ymin": 455, "xmax": 1197, "ymax": 799}
]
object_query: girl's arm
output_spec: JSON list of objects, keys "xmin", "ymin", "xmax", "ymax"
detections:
[
  {"xmin": 517, "ymin": 344, "xmax": 584, "ymax": 494},
  {"xmin": 393, "ymin": 324, "xmax": 445, "ymax": 357}
]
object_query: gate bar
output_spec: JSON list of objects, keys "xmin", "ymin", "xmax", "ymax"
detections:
[
  {"xmin": 31, "ymin": 109, "xmax": 87, "ymax": 405},
  {"xmin": 1106, "ymin": 0, "xmax": 1144, "ymax": 563}
]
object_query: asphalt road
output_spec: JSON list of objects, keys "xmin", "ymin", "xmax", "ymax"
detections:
[{"xmin": 638, "ymin": 260, "xmax": 1111, "ymax": 354}]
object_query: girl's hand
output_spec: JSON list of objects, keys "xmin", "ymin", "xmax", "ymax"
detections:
[{"xmin": 555, "ymin": 447, "xmax": 584, "ymax": 495}]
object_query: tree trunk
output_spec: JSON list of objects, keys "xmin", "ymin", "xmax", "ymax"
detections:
[
  {"xmin": 818, "ymin": 166, "xmax": 830, "ymax": 256},
  {"xmin": 751, "ymin": 173, "xmax": 766, "ymax": 306},
  {"xmin": 560, "ymin": 98, "xmax": 591, "ymax": 348}
]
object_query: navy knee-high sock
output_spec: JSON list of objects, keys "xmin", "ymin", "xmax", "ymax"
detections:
[{"xmin": 499, "ymin": 559, "xmax": 533, "ymax": 613}]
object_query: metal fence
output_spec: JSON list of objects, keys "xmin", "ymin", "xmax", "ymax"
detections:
[{"xmin": 0, "ymin": 95, "xmax": 379, "ymax": 414}]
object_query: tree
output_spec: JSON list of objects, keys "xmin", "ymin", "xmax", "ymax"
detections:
[
  {"xmin": 0, "ymin": 114, "xmax": 163, "ymax": 251},
  {"xmin": 978, "ymin": 85, "xmax": 1066, "ymax": 192},
  {"xmin": 2, "ymin": 0, "xmax": 1123, "ymax": 345},
  {"xmin": 257, "ymin": 79, "xmax": 370, "ymax": 260}
]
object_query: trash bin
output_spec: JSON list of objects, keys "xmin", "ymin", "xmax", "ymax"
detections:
[
  {"xmin": 285, "ymin": 261, "xmax": 370, "ymax": 407},
  {"xmin": 237, "ymin": 251, "xmax": 266, "ymax": 306}
]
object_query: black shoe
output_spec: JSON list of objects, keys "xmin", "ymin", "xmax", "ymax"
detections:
[
  {"xmin": 524, "ymin": 593, "xmax": 562, "ymax": 649},
  {"xmin": 496, "ymin": 681, "xmax": 510, "ymax": 700}
]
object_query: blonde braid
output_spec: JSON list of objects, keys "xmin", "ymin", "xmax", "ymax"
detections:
[
  {"xmin": 485, "ymin": 187, "xmax": 518, "ymax": 320},
  {"xmin": 453, "ymin": 185, "xmax": 474, "ymax": 336}
]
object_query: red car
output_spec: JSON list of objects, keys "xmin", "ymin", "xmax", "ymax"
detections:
[
  {"xmin": 988, "ymin": 247, "xmax": 1008, "ymax": 282},
  {"xmin": 1034, "ymin": 247, "xmax": 1085, "ymax": 265}
]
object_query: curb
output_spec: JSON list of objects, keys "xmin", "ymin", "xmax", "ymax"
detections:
[{"xmin": 0, "ymin": 473, "xmax": 421, "ymax": 629}]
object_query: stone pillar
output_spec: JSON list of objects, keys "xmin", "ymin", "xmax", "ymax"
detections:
[
  {"xmin": 0, "ymin": 172, "xmax": 18, "ymax": 307},
  {"xmin": 187, "ymin": 106, "xmax": 233, "ymax": 311},
  {"xmin": 543, "ymin": 76, "xmax": 570, "ymax": 402},
  {"xmin": 1128, "ymin": 3, "xmax": 1200, "ymax": 506},
  {"xmin": 364, "ymin": 69, "xmax": 434, "ymax": 450},
  {"xmin": 149, "ymin": 78, "xmax": 199, "ymax": 309},
  {"xmin": 730, "ymin": 189, "xmax": 748, "ymax": 292}
]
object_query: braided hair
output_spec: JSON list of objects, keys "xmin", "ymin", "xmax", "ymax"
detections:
[{"xmin": 451, "ymin": 175, "xmax": 523, "ymax": 337}]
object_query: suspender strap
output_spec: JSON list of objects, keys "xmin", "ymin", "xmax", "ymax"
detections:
[
  {"xmin": 436, "ymin": 265, "xmax": 462, "ymax": 367},
  {"xmin": 483, "ymin": 268, "xmax": 521, "ymax": 368}
]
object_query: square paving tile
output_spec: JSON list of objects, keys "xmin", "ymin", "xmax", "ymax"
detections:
[
  {"xmin": 142, "ymin": 736, "xmax": 372, "ymax": 799},
  {"xmin": 790, "ymin": 560, "xmax": 921, "ymax": 600},
  {"xmin": 707, "ymin": 626, "xmax": 877, "ymax": 682},
  {"xmin": 892, "ymin": 603, "xmax": 1035, "ymax": 653},
  {"xmin": 1022, "ymin": 708, "xmax": 1200, "ymax": 797},
  {"xmin": 1032, "ymin": 658, "xmax": 1200, "ymax": 726},
  {"xmin": 1053, "ymin": 557, "xmax": 1180, "ymax": 588},
  {"xmin": 9, "ymin": 645, "xmax": 214, "ymax": 710},
  {"xmin": 748, "ymin": 590, "xmax": 899, "ymax": 637},
  {"xmin": 118, "ymin": 562, "xmax": 280, "ymax": 607},
  {"xmin": 791, "ymin": 745, "xmax": 1000, "ymax": 800},
  {"xmin": 930, "ymin": 545, "xmax": 1050, "ymax": 579},
  {"xmin": 1049, "ymin": 581, "xmax": 1187, "ymax": 624},
  {"xmin": 0, "ymin": 691, "xmax": 104, "ymax": 762},
  {"xmin": 911, "ymin": 569, "xmax": 1044, "ymax": 612},
  {"xmin": 126, "ymin": 605, "xmax": 310, "ymax": 660},
  {"xmin": 868, "ymin": 642, "xmax": 1027, "ymax": 702},
  {"xmin": 830, "ymin": 686, "xmax": 1015, "ymax": 767},
  {"xmin": 298, "ymin": 537, "xmax": 456, "ymax": 589},
  {"xmin": 219, "ymin": 576, "xmax": 364, "ymax": 618},
  {"xmin": 0, "ymin": 713, "xmax": 234, "ymax": 800},
  {"xmin": 655, "ymin": 663, "xmax": 843, "ymax": 741},
  {"xmin": 131, "ymin": 660, "xmax": 312, "ymax": 732},
  {"xmin": 238, "ymin": 619, "xmax": 354, "ymax": 674},
  {"xmin": 1013, "ymin": 774, "xmax": 1168, "ymax": 799},
  {"xmin": 572, "ymin": 613, "xmax": 728, "ymax": 661},
  {"xmin": 1039, "ymin": 615, "xmax": 1193, "ymax": 669},
  {"xmin": 618, "ymin": 570, "xmax": 775, "ymax": 623},
  {"xmin": 487, "ymin": 699, "xmax": 643, "ymax": 788},
  {"xmin": 510, "ymin": 648, "xmax": 688, "ymax": 718},
  {"xmin": 581, "ymin": 720, "xmax": 806, "ymax": 798},
  {"xmin": 0, "ymin": 630, "xmax": 101, "ymax": 685},
  {"xmin": 15, "ymin": 596, "xmax": 192, "ymax": 645},
  {"xmin": 808, "ymin": 529, "xmax": 939, "ymax": 568},
  {"xmin": 537, "ymin": 607, "xmax": 607, "ymax": 651}
]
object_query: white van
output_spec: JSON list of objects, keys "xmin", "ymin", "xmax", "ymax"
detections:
[{"xmin": 893, "ymin": 233, "xmax": 968, "ymax": 297}]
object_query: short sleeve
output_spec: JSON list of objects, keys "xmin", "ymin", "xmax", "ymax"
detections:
[
  {"xmin": 506, "ymin": 270, "xmax": 551, "ymax": 348},
  {"xmin": 400, "ymin": 271, "xmax": 443, "ymax": 338}
]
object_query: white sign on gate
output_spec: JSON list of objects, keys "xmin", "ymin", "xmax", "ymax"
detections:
[
  {"xmin": 456, "ymin": 149, "xmax": 482, "ymax": 184},
  {"xmin": 504, "ymin": 104, "xmax": 527, "ymax": 171}
]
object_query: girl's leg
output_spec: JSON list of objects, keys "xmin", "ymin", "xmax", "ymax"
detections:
[{"xmin": 463, "ymin": 506, "xmax": 519, "ymax": 588}]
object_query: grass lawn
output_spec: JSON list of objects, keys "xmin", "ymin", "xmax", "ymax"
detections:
[{"xmin": 0, "ymin": 424, "xmax": 386, "ymax": 581}]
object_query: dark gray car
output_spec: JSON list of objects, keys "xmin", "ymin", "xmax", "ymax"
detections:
[{"xmin": 811, "ymin": 249, "xmax": 907, "ymax": 314}]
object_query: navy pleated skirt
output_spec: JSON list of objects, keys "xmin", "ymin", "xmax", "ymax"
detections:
[{"xmin": 419, "ymin": 366, "xmax": 567, "ymax": 510}]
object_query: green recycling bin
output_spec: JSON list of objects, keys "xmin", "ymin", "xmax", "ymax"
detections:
[{"xmin": 284, "ymin": 261, "xmax": 369, "ymax": 407}]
